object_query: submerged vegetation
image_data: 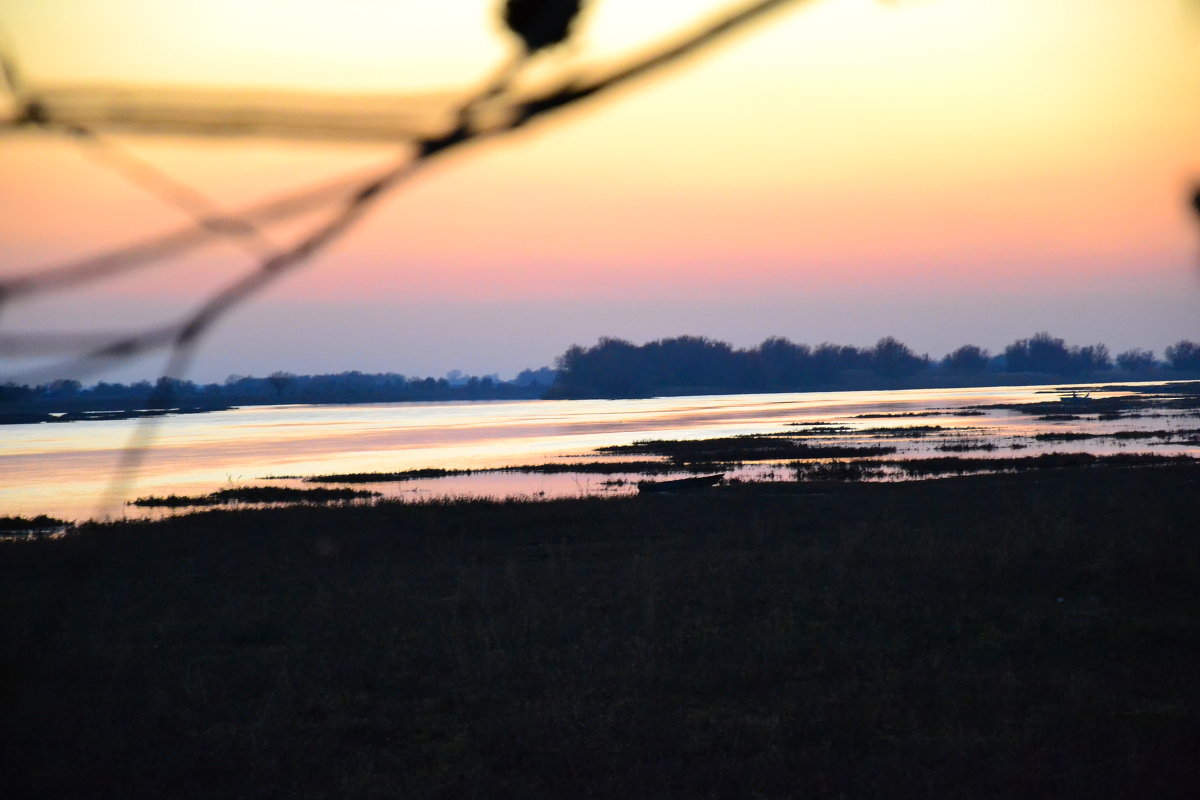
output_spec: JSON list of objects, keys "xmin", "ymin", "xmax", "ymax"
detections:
[
  {"xmin": 285, "ymin": 382, "xmax": 1200, "ymax": 498},
  {"xmin": 302, "ymin": 461, "xmax": 689, "ymax": 484},
  {"xmin": 790, "ymin": 453, "xmax": 1200, "ymax": 481},
  {"xmin": 971, "ymin": 380, "xmax": 1200, "ymax": 417},
  {"xmin": 130, "ymin": 486, "xmax": 379, "ymax": 507},
  {"xmin": 4, "ymin": 464, "xmax": 1198, "ymax": 797},
  {"xmin": 597, "ymin": 435, "xmax": 896, "ymax": 463}
]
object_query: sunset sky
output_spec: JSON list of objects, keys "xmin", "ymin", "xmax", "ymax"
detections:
[{"xmin": 2, "ymin": 0, "xmax": 1198, "ymax": 383}]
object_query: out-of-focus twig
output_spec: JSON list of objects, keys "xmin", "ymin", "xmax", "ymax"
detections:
[
  {"xmin": 4, "ymin": 0, "xmax": 811, "ymax": 319},
  {"xmin": 0, "ymin": 0, "xmax": 819, "ymax": 514},
  {"xmin": 58, "ymin": 125, "xmax": 281, "ymax": 263}
]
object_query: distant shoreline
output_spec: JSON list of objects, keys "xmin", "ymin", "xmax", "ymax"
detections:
[{"xmin": 5, "ymin": 373, "xmax": 1199, "ymax": 425}]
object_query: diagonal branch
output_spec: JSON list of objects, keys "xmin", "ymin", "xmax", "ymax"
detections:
[
  {"xmin": 58, "ymin": 124, "xmax": 281, "ymax": 263},
  {"xmin": 0, "ymin": 162, "xmax": 400, "ymax": 303},
  {"xmin": 2, "ymin": 0, "xmax": 815, "ymax": 383}
]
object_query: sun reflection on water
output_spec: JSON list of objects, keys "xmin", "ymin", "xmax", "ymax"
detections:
[{"xmin": 3, "ymin": 381, "xmax": 1195, "ymax": 522}]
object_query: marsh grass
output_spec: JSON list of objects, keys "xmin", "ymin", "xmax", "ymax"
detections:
[
  {"xmin": 130, "ymin": 486, "xmax": 380, "ymax": 507},
  {"xmin": 972, "ymin": 382, "xmax": 1200, "ymax": 418},
  {"xmin": 3, "ymin": 464, "xmax": 1199, "ymax": 798},
  {"xmin": 934, "ymin": 439, "xmax": 999, "ymax": 452},
  {"xmin": 791, "ymin": 459, "xmax": 887, "ymax": 481},
  {"xmin": 854, "ymin": 409, "xmax": 987, "ymax": 418},
  {"xmin": 858, "ymin": 425, "xmax": 946, "ymax": 437},
  {"xmin": 304, "ymin": 461, "xmax": 687, "ymax": 484},
  {"xmin": 598, "ymin": 435, "xmax": 896, "ymax": 462},
  {"xmin": 1034, "ymin": 429, "xmax": 1200, "ymax": 443},
  {"xmin": 895, "ymin": 452, "xmax": 1195, "ymax": 475}
]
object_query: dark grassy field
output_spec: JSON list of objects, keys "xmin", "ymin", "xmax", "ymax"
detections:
[{"xmin": 3, "ymin": 465, "xmax": 1199, "ymax": 799}]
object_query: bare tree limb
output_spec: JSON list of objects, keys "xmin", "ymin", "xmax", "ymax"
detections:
[{"xmin": 2, "ymin": 0, "xmax": 815, "ymax": 383}]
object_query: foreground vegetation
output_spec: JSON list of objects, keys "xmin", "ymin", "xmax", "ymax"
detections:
[
  {"xmin": 0, "ymin": 515, "xmax": 67, "ymax": 533},
  {"xmin": 3, "ymin": 464, "xmax": 1198, "ymax": 798}
]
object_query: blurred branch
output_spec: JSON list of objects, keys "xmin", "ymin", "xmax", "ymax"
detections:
[
  {"xmin": 0, "ymin": 164, "xmax": 395, "ymax": 302},
  {"xmin": 59, "ymin": 124, "xmax": 281, "ymax": 263},
  {"xmin": 0, "ymin": 1, "xmax": 806, "ymax": 143},
  {"xmin": 1, "ymin": 0, "xmax": 815, "ymax": 381},
  {"xmin": 0, "ymin": 86, "xmax": 455, "ymax": 143},
  {"xmin": 0, "ymin": 0, "xmax": 826, "ymax": 517}
]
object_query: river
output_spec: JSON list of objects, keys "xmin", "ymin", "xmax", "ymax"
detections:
[{"xmin": 3, "ymin": 381, "xmax": 1197, "ymax": 522}]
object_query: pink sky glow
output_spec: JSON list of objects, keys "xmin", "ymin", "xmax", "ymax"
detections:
[{"xmin": 1, "ymin": 0, "xmax": 1198, "ymax": 381}]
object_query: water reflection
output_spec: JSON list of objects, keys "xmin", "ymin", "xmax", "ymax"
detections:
[{"xmin": 3, "ymin": 381, "xmax": 1196, "ymax": 521}]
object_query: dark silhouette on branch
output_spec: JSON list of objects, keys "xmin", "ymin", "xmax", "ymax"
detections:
[
  {"xmin": 504, "ymin": 0, "xmax": 585, "ymax": 53},
  {"xmin": 0, "ymin": 0, "xmax": 815, "ymax": 385},
  {"xmin": 0, "ymin": 0, "xmax": 832, "ymax": 510}
]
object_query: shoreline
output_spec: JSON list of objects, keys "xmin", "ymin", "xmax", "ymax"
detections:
[
  {"xmin": 6, "ymin": 379, "xmax": 1199, "ymax": 525},
  {"xmin": 5, "ymin": 376, "xmax": 1198, "ymax": 426}
]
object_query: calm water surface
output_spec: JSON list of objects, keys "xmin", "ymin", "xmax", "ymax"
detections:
[{"xmin": 4, "ymin": 382, "xmax": 1196, "ymax": 521}]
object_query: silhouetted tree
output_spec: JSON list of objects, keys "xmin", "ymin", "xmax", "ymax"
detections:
[
  {"xmin": 870, "ymin": 336, "xmax": 928, "ymax": 379},
  {"xmin": 1006, "ymin": 333, "xmax": 1117, "ymax": 375},
  {"xmin": 514, "ymin": 366, "xmax": 558, "ymax": 387},
  {"xmin": 43, "ymin": 379, "xmax": 82, "ymax": 397},
  {"xmin": 90, "ymin": 381, "xmax": 127, "ymax": 396},
  {"xmin": 646, "ymin": 336, "xmax": 742, "ymax": 391},
  {"xmin": 554, "ymin": 337, "xmax": 654, "ymax": 397},
  {"xmin": 0, "ymin": 383, "xmax": 33, "ymax": 402},
  {"xmin": 1005, "ymin": 332, "xmax": 1072, "ymax": 374},
  {"xmin": 943, "ymin": 344, "xmax": 990, "ymax": 373},
  {"xmin": 1165, "ymin": 340, "xmax": 1200, "ymax": 371},
  {"xmin": 267, "ymin": 370, "xmax": 295, "ymax": 396},
  {"xmin": 1116, "ymin": 348, "xmax": 1157, "ymax": 373},
  {"xmin": 1073, "ymin": 344, "xmax": 1112, "ymax": 373},
  {"xmin": 150, "ymin": 376, "xmax": 198, "ymax": 407},
  {"xmin": 812, "ymin": 342, "xmax": 865, "ymax": 383},
  {"xmin": 753, "ymin": 337, "xmax": 813, "ymax": 390}
]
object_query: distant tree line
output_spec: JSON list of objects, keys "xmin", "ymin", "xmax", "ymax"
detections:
[
  {"xmin": 0, "ymin": 367, "xmax": 558, "ymax": 416},
  {"xmin": 546, "ymin": 334, "xmax": 1200, "ymax": 399},
  {"xmin": 4, "ymin": 335, "xmax": 1199, "ymax": 415}
]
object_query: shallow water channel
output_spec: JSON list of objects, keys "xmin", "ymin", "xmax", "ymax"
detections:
[{"xmin": 3, "ymin": 381, "xmax": 1198, "ymax": 522}]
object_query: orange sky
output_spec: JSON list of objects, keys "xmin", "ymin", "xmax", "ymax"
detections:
[{"xmin": 1, "ymin": 0, "xmax": 1198, "ymax": 380}]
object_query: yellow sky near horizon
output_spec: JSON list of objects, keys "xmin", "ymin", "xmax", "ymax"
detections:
[{"xmin": 0, "ymin": 0, "xmax": 1198, "ymax": 379}]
